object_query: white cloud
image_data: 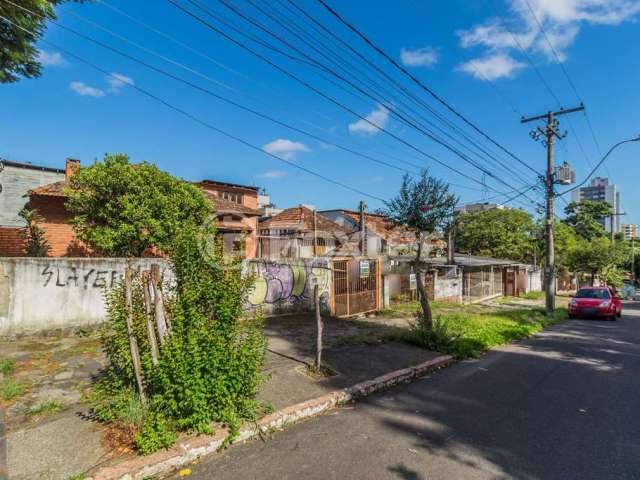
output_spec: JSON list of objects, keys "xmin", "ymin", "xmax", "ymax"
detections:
[
  {"xmin": 370, "ymin": 175, "xmax": 384, "ymax": 183},
  {"xmin": 458, "ymin": 53, "xmax": 526, "ymax": 80},
  {"xmin": 258, "ymin": 170, "xmax": 287, "ymax": 179},
  {"xmin": 458, "ymin": 0, "xmax": 640, "ymax": 78},
  {"xmin": 400, "ymin": 46, "xmax": 439, "ymax": 67},
  {"xmin": 262, "ymin": 139, "xmax": 310, "ymax": 160},
  {"xmin": 107, "ymin": 73, "xmax": 135, "ymax": 92},
  {"xmin": 348, "ymin": 104, "xmax": 390, "ymax": 135},
  {"xmin": 37, "ymin": 50, "xmax": 65, "ymax": 67},
  {"xmin": 70, "ymin": 81, "xmax": 105, "ymax": 98}
]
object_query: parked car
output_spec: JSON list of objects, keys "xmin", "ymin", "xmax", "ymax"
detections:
[{"xmin": 568, "ymin": 286, "xmax": 622, "ymax": 321}]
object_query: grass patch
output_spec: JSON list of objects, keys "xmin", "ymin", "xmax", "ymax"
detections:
[
  {"xmin": 1, "ymin": 378, "xmax": 27, "ymax": 401},
  {"xmin": 376, "ymin": 300, "xmax": 466, "ymax": 318},
  {"xmin": 402, "ymin": 307, "xmax": 567, "ymax": 359},
  {"xmin": 523, "ymin": 291, "xmax": 545, "ymax": 300},
  {"xmin": 0, "ymin": 358, "xmax": 16, "ymax": 375},
  {"xmin": 27, "ymin": 400, "xmax": 64, "ymax": 417}
]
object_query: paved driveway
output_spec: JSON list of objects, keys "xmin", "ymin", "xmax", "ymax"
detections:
[{"xmin": 175, "ymin": 302, "xmax": 640, "ymax": 480}]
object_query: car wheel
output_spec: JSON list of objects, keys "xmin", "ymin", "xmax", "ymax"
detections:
[
  {"xmin": 610, "ymin": 314, "xmax": 617, "ymax": 321},
  {"xmin": 617, "ymin": 310, "xmax": 622, "ymax": 318},
  {"xmin": 568, "ymin": 314, "xmax": 575, "ymax": 319}
]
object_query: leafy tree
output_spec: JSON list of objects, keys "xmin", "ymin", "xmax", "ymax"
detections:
[
  {"xmin": 563, "ymin": 200, "xmax": 612, "ymax": 240},
  {"xmin": 0, "ymin": 1, "xmax": 85, "ymax": 83},
  {"xmin": 18, "ymin": 207, "xmax": 50, "ymax": 256},
  {"xmin": 384, "ymin": 171, "xmax": 458, "ymax": 327},
  {"xmin": 567, "ymin": 237, "xmax": 617, "ymax": 286},
  {"xmin": 455, "ymin": 208, "xmax": 536, "ymax": 263},
  {"xmin": 66, "ymin": 153, "xmax": 211, "ymax": 256},
  {"xmin": 539, "ymin": 220, "xmax": 579, "ymax": 275}
]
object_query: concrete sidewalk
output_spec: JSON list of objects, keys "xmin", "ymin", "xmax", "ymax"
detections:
[{"xmin": 2, "ymin": 313, "xmax": 437, "ymax": 480}]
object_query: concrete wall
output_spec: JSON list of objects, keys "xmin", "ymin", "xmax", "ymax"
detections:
[
  {"xmin": 0, "ymin": 162, "xmax": 64, "ymax": 227},
  {"xmin": 0, "ymin": 257, "xmax": 170, "ymax": 336},
  {"xmin": 434, "ymin": 275, "xmax": 462, "ymax": 303},
  {"xmin": 0, "ymin": 257, "xmax": 333, "ymax": 336},
  {"xmin": 245, "ymin": 257, "xmax": 332, "ymax": 316}
]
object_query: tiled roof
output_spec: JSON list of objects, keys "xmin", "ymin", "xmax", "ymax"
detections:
[
  {"xmin": 204, "ymin": 191, "xmax": 260, "ymax": 216},
  {"xmin": 259, "ymin": 206, "xmax": 349, "ymax": 235},
  {"xmin": 29, "ymin": 180, "xmax": 70, "ymax": 197},
  {"xmin": 196, "ymin": 179, "xmax": 258, "ymax": 193}
]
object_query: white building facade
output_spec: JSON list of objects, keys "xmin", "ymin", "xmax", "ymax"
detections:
[{"xmin": 570, "ymin": 177, "xmax": 621, "ymax": 233}]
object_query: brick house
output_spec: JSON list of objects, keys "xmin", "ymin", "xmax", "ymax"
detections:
[
  {"xmin": 319, "ymin": 209, "xmax": 415, "ymax": 255},
  {"xmin": 196, "ymin": 180, "xmax": 261, "ymax": 258},
  {"xmin": 0, "ymin": 158, "xmax": 261, "ymax": 258},
  {"xmin": 0, "ymin": 158, "xmax": 75, "ymax": 256},
  {"xmin": 258, "ymin": 205, "xmax": 350, "ymax": 258}
]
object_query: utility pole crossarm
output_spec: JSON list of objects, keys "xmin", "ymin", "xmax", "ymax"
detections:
[{"xmin": 520, "ymin": 104, "xmax": 585, "ymax": 124}]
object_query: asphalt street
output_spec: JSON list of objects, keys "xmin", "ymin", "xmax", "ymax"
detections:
[{"xmin": 175, "ymin": 303, "xmax": 640, "ymax": 480}]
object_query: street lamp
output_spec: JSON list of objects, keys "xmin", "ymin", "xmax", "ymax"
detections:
[{"xmin": 557, "ymin": 134, "xmax": 640, "ymax": 197}]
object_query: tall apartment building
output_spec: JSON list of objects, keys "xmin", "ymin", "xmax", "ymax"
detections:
[
  {"xmin": 570, "ymin": 177, "xmax": 621, "ymax": 233},
  {"xmin": 621, "ymin": 224, "xmax": 638, "ymax": 240}
]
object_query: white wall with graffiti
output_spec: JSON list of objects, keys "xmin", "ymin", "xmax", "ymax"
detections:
[
  {"xmin": 0, "ymin": 257, "xmax": 333, "ymax": 336},
  {"xmin": 0, "ymin": 257, "xmax": 171, "ymax": 336},
  {"xmin": 245, "ymin": 258, "xmax": 332, "ymax": 316}
]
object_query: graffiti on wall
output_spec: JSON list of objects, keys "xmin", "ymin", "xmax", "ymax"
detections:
[
  {"xmin": 41, "ymin": 265, "xmax": 120, "ymax": 289},
  {"xmin": 247, "ymin": 258, "xmax": 331, "ymax": 311}
]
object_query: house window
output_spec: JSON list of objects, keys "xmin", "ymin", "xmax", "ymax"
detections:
[
  {"xmin": 221, "ymin": 232, "xmax": 245, "ymax": 257},
  {"xmin": 221, "ymin": 191, "xmax": 242, "ymax": 204}
]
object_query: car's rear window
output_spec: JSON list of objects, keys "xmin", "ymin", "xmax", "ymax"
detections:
[{"xmin": 575, "ymin": 289, "xmax": 610, "ymax": 299}]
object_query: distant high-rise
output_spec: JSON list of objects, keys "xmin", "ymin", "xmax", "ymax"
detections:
[
  {"xmin": 570, "ymin": 177, "xmax": 621, "ymax": 233},
  {"xmin": 621, "ymin": 224, "xmax": 638, "ymax": 241}
]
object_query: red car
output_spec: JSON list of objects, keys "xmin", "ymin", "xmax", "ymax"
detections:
[{"xmin": 568, "ymin": 286, "xmax": 622, "ymax": 321}]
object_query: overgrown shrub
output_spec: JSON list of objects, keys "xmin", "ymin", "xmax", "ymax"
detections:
[{"xmin": 89, "ymin": 224, "xmax": 267, "ymax": 454}]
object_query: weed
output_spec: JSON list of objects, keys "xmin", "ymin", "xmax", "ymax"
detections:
[
  {"xmin": 1, "ymin": 378, "xmax": 27, "ymax": 401},
  {"xmin": 27, "ymin": 400, "xmax": 64, "ymax": 417},
  {"xmin": 0, "ymin": 358, "xmax": 16, "ymax": 375}
]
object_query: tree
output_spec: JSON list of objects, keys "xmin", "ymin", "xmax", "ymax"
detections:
[
  {"xmin": 0, "ymin": 1, "xmax": 85, "ymax": 83},
  {"xmin": 544, "ymin": 220, "xmax": 579, "ymax": 275},
  {"xmin": 567, "ymin": 237, "xmax": 618, "ymax": 286},
  {"xmin": 383, "ymin": 171, "xmax": 458, "ymax": 327},
  {"xmin": 563, "ymin": 200, "xmax": 612, "ymax": 240},
  {"xmin": 455, "ymin": 208, "xmax": 536, "ymax": 263},
  {"xmin": 19, "ymin": 207, "xmax": 50, "ymax": 256},
  {"xmin": 66, "ymin": 153, "xmax": 211, "ymax": 257}
]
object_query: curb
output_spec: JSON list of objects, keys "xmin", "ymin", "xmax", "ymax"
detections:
[{"xmin": 86, "ymin": 354, "xmax": 454, "ymax": 480}]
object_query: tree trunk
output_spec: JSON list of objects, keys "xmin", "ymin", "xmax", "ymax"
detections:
[
  {"xmin": 314, "ymin": 284, "xmax": 323, "ymax": 371},
  {"xmin": 150, "ymin": 264, "xmax": 169, "ymax": 343},
  {"xmin": 415, "ymin": 232, "xmax": 433, "ymax": 329},
  {"xmin": 590, "ymin": 272, "xmax": 595, "ymax": 286},
  {"xmin": 124, "ymin": 267, "xmax": 147, "ymax": 403},
  {"xmin": 142, "ymin": 271, "xmax": 160, "ymax": 365}
]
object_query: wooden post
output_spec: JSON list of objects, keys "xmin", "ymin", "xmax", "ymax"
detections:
[
  {"xmin": 150, "ymin": 264, "xmax": 169, "ymax": 343},
  {"xmin": 314, "ymin": 284, "xmax": 323, "ymax": 371},
  {"xmin": 142, "ymin": 271, "xmax": 160, "ymax": 365},
  {"xmin": 125, "ymin": 267, "xmax": 147, "ymax": 403}
]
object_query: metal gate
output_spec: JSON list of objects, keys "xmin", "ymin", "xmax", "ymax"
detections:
[{"xmin": 333, "ymin": 258, "xmax": 381, "ymax": 317}]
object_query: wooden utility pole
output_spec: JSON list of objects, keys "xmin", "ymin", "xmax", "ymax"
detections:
[
  {"xmin": 359, "ymin": 200, "xmax": 367, "ymax": 256},
  {"xmin": 313, "ymin": 208, "xmax": 318, "ymax": 257},
  {"xmin": 521, "ymin": 104, "xmax": 584, "ymax": 315}
]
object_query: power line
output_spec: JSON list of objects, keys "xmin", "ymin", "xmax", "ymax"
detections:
[
  {"xmin": 490, "ymin": 0, "xmax": 597, "ymax": 178},
  {"xmin": 521, "ymin": 0, "xmax": 611, "ymax": 178},
  {"xmin": 0, "ymin": 9, "xmax": 385, "ymax": 203},
  {"xmin": 169, "ymin": 0, "xmax": 538, "ymax": 203},
  {"xmin": 191, "ymin": 0, "xmax": 533, "ymax": 189},
  {"xmin": 260, "ymin": 0, "xmax": 536, "ymax": 186},
  {"xmin": 314, "ymin": 0, "xmax": 539, "ymax": 177}
]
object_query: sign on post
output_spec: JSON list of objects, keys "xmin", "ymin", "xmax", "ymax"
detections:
[
  {"xmin": 409, "ymin": 273, "xmax": 417, "ymax": 290},
  {"xmin": 359, "ymin": 260, "xmax": 370, "ymax": 278}
]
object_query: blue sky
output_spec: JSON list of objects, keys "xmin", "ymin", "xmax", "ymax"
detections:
[{"xmin": 2, "ymin": 0, "xmax": 640, "ymax": 222}]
